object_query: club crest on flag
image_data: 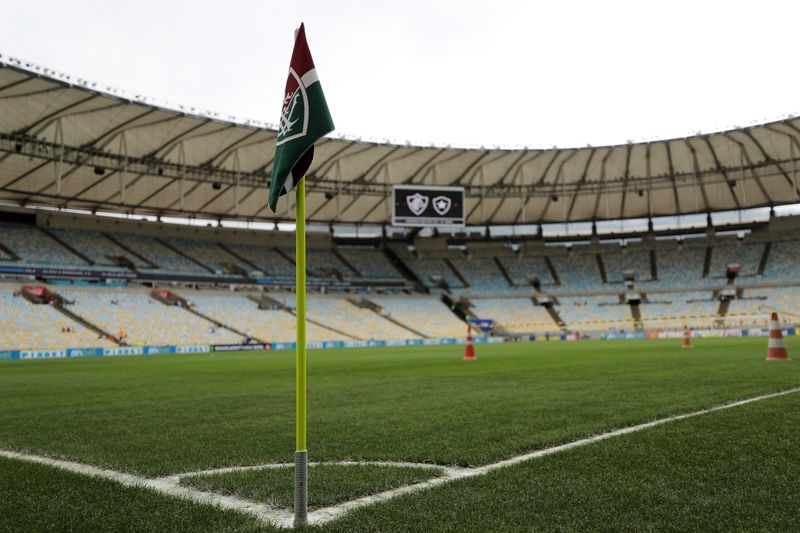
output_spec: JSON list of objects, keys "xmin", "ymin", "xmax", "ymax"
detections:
[
  {"xmin": 432, "ymin": 195, "xmax": 452, "ymax": 215},
  {"xmin": 406, "ymin": 193, "xmax": 429, "ymax": 215},
  {"xmin": 277, "ymin": 68, "xmax": 312, "ymax": 146}
]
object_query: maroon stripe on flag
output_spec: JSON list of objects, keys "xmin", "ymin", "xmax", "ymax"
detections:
[{"xmin": 290, "ymin": 24, "xmax": 316, "ymax": 77}]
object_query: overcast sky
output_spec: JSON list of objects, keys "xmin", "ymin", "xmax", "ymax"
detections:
[{"xmin": 1, "ymin": 0, "xmax": 798, "ymax": 149}]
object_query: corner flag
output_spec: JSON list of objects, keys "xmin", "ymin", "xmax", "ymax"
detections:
[
  {"xmin": 270, "ymin": 23, "xmax": 334, "ymax": 528},
  {"xmin": 268, "ymin": 23, "xmax": 335, "ymax": 212}
]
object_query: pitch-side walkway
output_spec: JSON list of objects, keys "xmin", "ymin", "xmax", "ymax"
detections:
[{"xmin": 2, "ymin": 386, "xmax": 799, "ymax": 529}]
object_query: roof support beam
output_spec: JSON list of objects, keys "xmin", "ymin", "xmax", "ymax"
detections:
[
  {"xmin": 683, "ymin": 139, "xmax": 710, "ymax": 212},
  {"xmin": 565, "ymin": 148, "xmax": 599, "ymax": 221},
  {"xmin": 699, "ymin": 136, "xmax": 739, "ymax": 208},
  {"xmin": 721, "ymin": 132, "xmax": 773, "ymax": 204},
  {"xmin": 590, "ymin": 149, "xmax": 613, "ymax": 220}
]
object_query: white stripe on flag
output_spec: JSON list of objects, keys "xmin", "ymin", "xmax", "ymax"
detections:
[{"xmin": 301, "ymin": 69, "xmax": 319, "ymax": 88}]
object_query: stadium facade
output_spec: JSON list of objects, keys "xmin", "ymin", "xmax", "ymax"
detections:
[{"xmin": 2, "ymin": 55, "xmax": 800, "ymax": 355}]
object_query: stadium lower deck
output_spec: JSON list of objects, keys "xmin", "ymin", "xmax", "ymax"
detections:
[{"xmin": 2, "ymin": 212, "xmax": 800, "ymax": 353}]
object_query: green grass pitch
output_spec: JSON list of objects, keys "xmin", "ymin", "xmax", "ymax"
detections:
[{"xmin": 0, "ymin": 336, "xmax": 798, "ymax": 531}]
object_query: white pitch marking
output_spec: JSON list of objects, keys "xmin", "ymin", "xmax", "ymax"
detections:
[
  {"xmin": 0, "ymin": 449, "xmax": 294, "ymax": 528},
  {"xmin": 173, "ymin": 459, "xmax": 459, "ymax": 479},
  {"xmin": 2, "ymin": 386, "xmax": 799, "ymax": 528}
]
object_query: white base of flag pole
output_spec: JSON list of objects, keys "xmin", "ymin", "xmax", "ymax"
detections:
[{"xmin": 293, "ymin": 450, "xmax": 308, "ymax": 527}]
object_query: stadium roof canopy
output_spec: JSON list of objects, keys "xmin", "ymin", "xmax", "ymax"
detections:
[{"xmin": 2, "ymin": 55, "xmax": 800, "ymax": 227}]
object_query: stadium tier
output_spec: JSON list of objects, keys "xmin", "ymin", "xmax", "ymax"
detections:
[
  {"xmin": 371, "ymin": 296, "xmax": 466, "ymax": 338},
  {"xmin": 498, "ymin": 255, "xmax": 554, "ymax": 286},
  {"xmin": 761, "ymin": 240, "xmax": 800, "ymax": 282},
  {"xmin": 48, "ymin": 228, "xmax": 150, "ymax": 269},
  {"xmin": 106, "ymin": 232, "xmax": 212, "ymax": 276},
  {"xmin": 0, "ymin": 225, "xmax": 90, "ymax": 269},
  {"xmin": 222, "ymin": 243, "xmax": 296, "ymax": 278},
  {"xmin": 305, "ymin": 296, "xmax": 416, "ymax": 341},
  {"xmin": 0, "ymin": 290, "xmax": 116, "ymax": 350},
  {"xmin": 469, "ymin": 298, "xmax": 555, "ymax": 333},
  {"xmin": 59, "ymin": 288, "xmax": 244, "ymax": 346},
  {"xmin": 183, "ymin": 293, "xmax": 351, "ymax": 343},
  {"xmin": 602, "ymin": 250, "xmax": 652, "ymax": 284},
  {"xmin": 547, "ymin": 253, "xmax": 602, "ymax": 292},
  {"xmin": 161, "ymin": 237, "xmax": 246, "ymax": 276},
  {"xmin": 4, "ymin": 215, "xmax": 800, "ymax": 350},
  {"xmin": 638, "ymin": 292, "xmax": 721, "ymax": 330},
  {"xmin": 639, "ymin": 245, "xmax": 707, "ymax": 289},
  {"xmin": 409, "ymin": 257, "xmax": 466, "ymax": 289}
]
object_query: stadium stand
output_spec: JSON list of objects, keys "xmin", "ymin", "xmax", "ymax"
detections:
[
  {"xmin": 223, "ymin": 243, "xmax": 296, "ymax": 277},
  {"xmin": 336, "ymin": 247, "xmax": 404, "ymax": 281},
  {"xmin": 761, "ymin": 239, "xmax": 800, "ymax": 282},
  {"xmin": 306, "ymin": 248, "xmax": 353, "ymax": 278},
  {"xmin": 0, "ymin": 286, "xmax": 115, "ymax": 350},
  {"xmin": 729, "ymin": 287, "xmax": 800, "ymax": 325},
  {"xmin": 185, "ymin": 293, "xmax": 351, "ymax": 343},
  {"xmin": 639, "ymin": 292, "xmax": 720, "ymax": 329},
  {"xmin": 708, "ymin": 242, "xmax": 763, "ymax": 277},
  {"xmin": 555, "ymin": 295, "xmax": 632, "ymax": 330},
  {"xmin": 306, "ymin": 296, "xmax": 416, "ymax": 340},
  {"xmin": 409, "ymin": 257, "xmax": 466, "ymax": 289},
  {"xmin": 372, "ymin": 296, "xmax": 466, "ymax": 338},
  {"xmin": 108, "ymin": 232, "xmax": 211, "ymax": 275},
  {"xmin": 469, "ymin": 297, "xmax": 555, "ymax": 333},
  {"xmin": 161, "ymin": 237, "xmax": 245, "ymax": 276},
  {"xmin": 0, "ymin": 224, "xmax": 90, "ymax": 268},
  {"xmin": 498, "ymin": 255, "xmax": 553, "ymax": 286},
  {"xmin": 7, "ymin": 212, "xmax": 800, "ymax": 352},
  {"xmin": 548, "ymin": 252, "xmax": 601, "ymax": 291},
  {"xmin": 449, "ymin": 257, "xmax": 510, "ymax": 292},
  {"xmin": 603, "ymin": 249, "xmax": 652, "ymax": 283},
  {"xmin": 48, "ymin": 228, "xmax": 148, "ymax": 268},
  {"xmin": 58, "ymin": 287, "xmax": 243, "ymax": 346},
  {"xmin": 642, "ymin": 245, "xmax": 708, "ymax": 289}
]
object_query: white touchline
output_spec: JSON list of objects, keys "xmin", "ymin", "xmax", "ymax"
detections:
[{"xmin": 1, "ymin": 386, "xmax": 799, "ymax": 529}]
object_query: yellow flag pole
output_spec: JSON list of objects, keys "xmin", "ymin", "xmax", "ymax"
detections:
[{"xmin": 294, "ymin": 176, "xmax": 308, "ymax": 527}]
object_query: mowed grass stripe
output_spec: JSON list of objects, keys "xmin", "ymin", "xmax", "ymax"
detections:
[
  {"xmin": 320, "ymin": 385, "xmax": 800, "ymax": 532},
  {"xmin": 0, "ymin": 337, "xmax": 797, "ymax": 476},
  {"xmin": 0, "ymin": 456, "xmax": 267, "ymax": 533}
]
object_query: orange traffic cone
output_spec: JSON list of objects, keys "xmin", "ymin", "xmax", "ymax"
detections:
[
  {"xmin": 464, "ymin": 325, "xmax": 476, "ymax": 361},
  {"xmin": 767, "ymin": 312, "xmax": 790, "ymax": 361},
  {"xmin": 682, "ymin": 326, "xmax": 693, "ymax": 349}
]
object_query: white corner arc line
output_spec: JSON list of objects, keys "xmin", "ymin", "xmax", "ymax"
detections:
[
  {"xmin": 0, "ymin": 449, "xmax": 295, "ymax": 528},
  {"xmin": 1, "ymin": 386, "xmax": 799, "ymax": 528}
]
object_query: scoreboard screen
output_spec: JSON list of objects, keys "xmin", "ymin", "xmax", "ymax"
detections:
[{"xmin": 392, "ymin": 185, "xmax": 465, "ymax": 227}]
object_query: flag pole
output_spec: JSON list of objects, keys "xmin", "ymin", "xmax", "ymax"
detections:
[{"xmin": 294, "ymin": 176, "xmax": 308, "ymax": 527}]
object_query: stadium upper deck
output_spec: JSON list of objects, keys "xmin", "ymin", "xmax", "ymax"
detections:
[{"xmin": 2, "ymin": 208, "xmax": 800, "ymax": 293}]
